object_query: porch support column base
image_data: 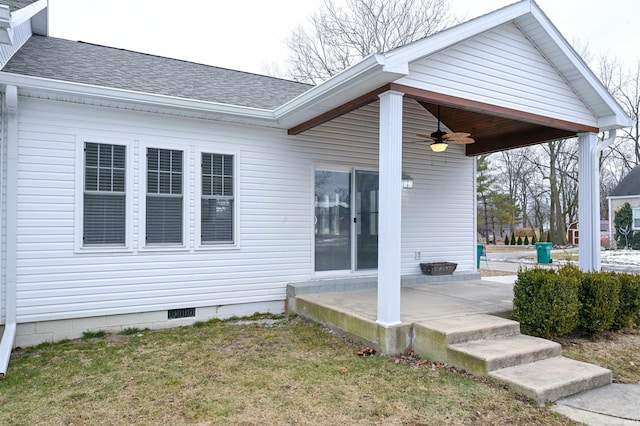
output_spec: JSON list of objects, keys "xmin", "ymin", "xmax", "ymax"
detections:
[{"xmin": 376, "ymin": 90, "xmax": 404, "ymax": 325}]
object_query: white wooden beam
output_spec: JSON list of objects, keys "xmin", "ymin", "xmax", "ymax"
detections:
[{"xmin": 376, "ymin": 90, "xmax": 404, "ymax": 326}]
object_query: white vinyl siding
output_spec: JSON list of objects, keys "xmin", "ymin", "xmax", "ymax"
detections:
[
  {"xmin": 396, "ymin": 22, "xmax": 597, "ymax": 126},
  {"xmin": 145, "ymin": 147, "xmax": 183, "ymax": 245},
  {"xmin": 200, "ymin": 152, "xmax": 234, "ymax": 245},
  {"xmin": 13, "ymin": 97, "xmax": 473, "ymax": 323}
]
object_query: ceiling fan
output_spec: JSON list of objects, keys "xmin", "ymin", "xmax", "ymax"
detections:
[{"xmin": 416, "ymin": 105, "xmax": 475, "ymax": 152}]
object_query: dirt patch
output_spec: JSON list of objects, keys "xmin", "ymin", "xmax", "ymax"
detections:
[
  {"xmin": 557, "ymin": 327, "xmax": 640, "ymax": 384},
  {"xmin": 479, "ymin": 269, "xmax": 518, "ymax": 277}
]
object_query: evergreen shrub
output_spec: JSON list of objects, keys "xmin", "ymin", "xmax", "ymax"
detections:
[
  {"xmin": 578, "ymin": 272, "xmax": 620, "ymax": 337},
  {"xmin": 513, "ymin": 267, "xmax": 580, "ymax": 339},
  {"xmin": 612, "ymin": 273, "xmax": 640, "ymax": 330}
]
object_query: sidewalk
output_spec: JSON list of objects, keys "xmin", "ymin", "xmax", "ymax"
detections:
[{"xmin": 479, "ymin": 257, "xmax": 640, "ymax": 425}]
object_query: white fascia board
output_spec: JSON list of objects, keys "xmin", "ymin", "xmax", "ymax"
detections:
[
  {"xmin": 598, "ymin": 114, "xmax": 636, "ymax": 131},
  {"xmin": 608, "ymin": 195, "xmax": 640, "ymax": 200},
  {"xmin": 384, "ymin": 0, "xmax": 532, "ymax": 67},
  {"xmin": 11, "ymin": 0, "xmax": 47, "ymax": 28},
  {"xmin": 527, "ymin": 2, "xmax": 633, "ymax": 129},
  {"xmin": 0, "ymin": 5, "xmax": 10, "ymax": 26},
  {"xmin": 274, "ymin": 54, "xmax": 403, "ymax": 123},
  {"xmin": 0, "ymin": 72, "xmax": 277, "ymax": 124},
  {"xmin": 0, "ymin": 0, "xmax": 47, "ymax": 45},
  {"xmin": 0, "ymin": 5, "xmax": 10, "ymax": 44}
]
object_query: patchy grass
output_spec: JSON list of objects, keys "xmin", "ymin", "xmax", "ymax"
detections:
[
  {"xmin": 557, "ymin": 326, "xmax": 640, "ymax": 384},
  {"xmin": 0, "ymin": 316, "xmax": 578, "ymax": 425},
  {"xmin": 81, "ymin": 330, "xmax": 107, "ymax": 340}
]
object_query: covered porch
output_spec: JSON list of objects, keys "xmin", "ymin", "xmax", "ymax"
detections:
[{"xmin": 282, "ymin": 0, "xmax": 633, "ymax": 327}]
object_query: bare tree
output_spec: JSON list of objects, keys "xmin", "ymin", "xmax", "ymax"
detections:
[
  {"xmin": 598, "ymin": 56, "xmax": 640, "ymax": 167},
  {"xmin": 285, "ymin": 0, "xmax": 456, "ymax": 84}
]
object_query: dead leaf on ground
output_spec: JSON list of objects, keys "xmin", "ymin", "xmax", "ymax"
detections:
[{"xmin": 356, "ymin": 347, "xmax": 376, "ymax": 357}]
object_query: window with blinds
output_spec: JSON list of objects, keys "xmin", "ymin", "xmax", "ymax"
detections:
[
  {"xmin": 201, "ymin": 153, "xmax": 234, "ymax": 244},
  {"xmin": 146, "ymin": 148, "xmax": 183, "ymax": 245},
  {"xmin": 83, "ymin": 142, "xmax": 126, "ymax": 246}
]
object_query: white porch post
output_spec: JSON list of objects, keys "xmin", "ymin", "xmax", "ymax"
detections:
[
  {"xmin": 377, "ymin": 90, "xmax": 404, "ymax": 326},
  {"xmin": 578, "ymin": 132, "xmax": 598, "ymax": 272}
]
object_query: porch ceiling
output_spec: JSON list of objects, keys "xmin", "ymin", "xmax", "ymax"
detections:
[
  {"xmin": 418, "ymin": 102, "xmax": 578, "ymax": 156},
  {"xmin": 288, "ymin": 83, "xmax": 598, "ymax": 156}
]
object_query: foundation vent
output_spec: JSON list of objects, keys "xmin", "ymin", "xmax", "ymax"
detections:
[{"xmin": 168, "ymin": 307, "xmax": 196, "ymax": 319}]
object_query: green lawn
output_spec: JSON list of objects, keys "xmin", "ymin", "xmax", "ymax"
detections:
[{"xmin": 0, "ymin": 315, "xmax": 580, "ymax": 425}]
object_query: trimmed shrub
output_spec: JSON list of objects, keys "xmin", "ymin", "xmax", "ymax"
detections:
[
  {"xmin": 612, "ymin": 273, "xmax": 640, "ymax": 330},
  {"xmin": 511, "ymin": 234, "xmax": 516, "ymax": 245},
  {"xmin": 517, "ymin": 236, "xmax": 523, "ymax": 245},
  {"xmin": 531, "ymin": 234, "xmax": 538, "ymax": 244},
  {"xmin": 513, "ymin": 268, "xmax": 580, "ymax": 339},
  {"xmin": 524, "ymin": 236, "xmax": 530, "ymax": 245},
  {"xmin": 546, "ymin": 232, "xmax": 552, "ymax": 243},
  {"xmin": 578, "ymin": 272, "xmax": 621, "ymax": 337},
  {"xmin": 505, "ymin": 235, "xmax": 510, "ymax": 245}
]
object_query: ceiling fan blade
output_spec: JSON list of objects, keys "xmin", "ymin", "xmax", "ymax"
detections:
[
  {"xmin": 416, "ymin": 133, "xmax": 436, "ymax": 140},
  {"xmin": 446, "ymin": 137, "xmax": 475, "ymax": 144},
  {"xmin": 443, "ymin": 132, "xmax": 471, "ymax": 139}
]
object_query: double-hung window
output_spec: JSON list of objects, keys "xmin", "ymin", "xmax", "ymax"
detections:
[
  {"xmin": 201, "ymin": 153, "xmax": 234, "ymax": 244},
  {"xmin": 633, "ymin": 207, "xmax": 640, "ymax": 230},
  {"xmin": 83, "ymin": 142, "xmax": 126, "ymax": 246},
  {"xmin": 146, "ymin": 148, "xmax": 183, "ymax": 245}
]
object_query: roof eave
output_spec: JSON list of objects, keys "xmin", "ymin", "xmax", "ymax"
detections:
[
  {"xmin": 0, "ymin": 72, "xmax": 277, "ymax": 125},
  {"xmin": 525, "ymin": 2, "xmax": 633, "ymax": 130},
  {"xmin": 274, "ymin": 53, "xmax": 408, "ymax": 128},
  {"xmin": 383, "ymin": 0, "xmax": 632, "ymax": 132},
  {"xmin": 0, "ymin": 0, "xmax": 47, "ymax": 44},
  {"xmin": 384, "ymin": 0, "xmax": 532, "ymax": 66}
]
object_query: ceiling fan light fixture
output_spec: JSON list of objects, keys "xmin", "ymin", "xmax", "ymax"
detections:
[{"xmin": 430, "ymin": 141, "xmax": 448, "ymax": 152}]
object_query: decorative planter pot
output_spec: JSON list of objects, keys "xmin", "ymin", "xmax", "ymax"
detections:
[{"xmin": 420, "ymin": 262, "xmax": 457, "ymax": 275}]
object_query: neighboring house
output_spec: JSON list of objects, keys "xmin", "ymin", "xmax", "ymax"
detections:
[
  {"xmin": 608, "ymin": 165, "xmax": 640, "ymax": 248},
  {"xmin": 0, "ymin": 0, "xmax": 633, "ymax": 375},
  {"xmin": 567, "ymin": 221, "xmax": 609, "ymax": 247}
]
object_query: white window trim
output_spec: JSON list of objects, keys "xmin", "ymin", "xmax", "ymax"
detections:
[
  {"xmin": 139, "ymin": 140, "xmax": 190, "ymax": 251},
  {"xmin": 195, "ymin": 147, "xmax": 240, "ymax": 249},
  {"xmin": 74, "ymin": 135, "xmax": 134, "ymax": 253},
  {"xmin": 633, "ymin": 207, "xmax": 640, "ymax": 230}
]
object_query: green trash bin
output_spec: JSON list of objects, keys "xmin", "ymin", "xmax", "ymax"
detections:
[
  {"xmin": 476, "ymin": 244, "xmax": 484, "ymax": 269},
  {"xmin": 535, "ymin": 242, "xmax": 552, "ymax": 264}
]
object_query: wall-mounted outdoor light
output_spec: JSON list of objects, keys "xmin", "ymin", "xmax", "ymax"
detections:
[{"xmin": 402, "ymin": 174, "xmax": 414, "ymax": 189}]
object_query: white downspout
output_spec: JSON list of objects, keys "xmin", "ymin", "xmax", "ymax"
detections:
[
  {"xmin": 590, "ymin": 129, "xmax": 617, "ymax": 271},
  {"xmin": 0, "ymin": 85, "xmax": 18, "ymax": 378}
]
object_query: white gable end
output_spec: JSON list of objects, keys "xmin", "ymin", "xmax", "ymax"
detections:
[{"xmin": 395, "ymin": 22, "xmax": 597, "ymax": 127}]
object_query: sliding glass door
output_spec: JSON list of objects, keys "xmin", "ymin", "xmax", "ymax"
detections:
[
  {"xmin": 355, "ymin": 171, "xmax": 379, "ymax": 270},
  {"xmin": 314, "ymin": 168, "xmax": 379, "ymax": 272},
  {"xmin": 314, "ymin": 170, "xmax": 351, "ymax": 271}
]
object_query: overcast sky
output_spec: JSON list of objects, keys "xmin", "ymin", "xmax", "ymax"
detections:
[{"xmin": 47, "ymin": 0, "xmax": 639, "ymax": 76}]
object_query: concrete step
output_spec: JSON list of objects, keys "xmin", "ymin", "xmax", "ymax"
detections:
[
  {"xmin": 490, "ymin": 356, "xmax": 613, "ymax": 404},
  {"xmin": 447, "ymin": 334, "xmax": 562, "ymax": 375},
  {"xmin": 413, "ymin": 314, "xmax": 520, "ymax": 362}
]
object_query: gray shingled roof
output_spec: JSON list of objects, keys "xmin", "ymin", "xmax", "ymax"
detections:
[
  {"xmin": 2, "ymin": 36, "xmax": 313, "ymax": 109},
  {"xmin": 4, "ymin": 0, "xmax": 37, "ymax": 12},
  {"xmin": 610, "ymin": 165, "xmax": 640, "ymax": 197}
]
